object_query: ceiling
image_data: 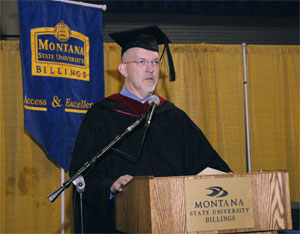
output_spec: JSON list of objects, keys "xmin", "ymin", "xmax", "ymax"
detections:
[{"xmin": 1, "ymin": 0, "xmax": 299, "ymax": 44}]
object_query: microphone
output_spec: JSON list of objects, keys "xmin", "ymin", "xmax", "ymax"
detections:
[{"xmin": 145, "ymin": 95, "xmax": 160, "ymax": 128}]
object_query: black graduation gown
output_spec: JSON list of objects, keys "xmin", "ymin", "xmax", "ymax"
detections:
[{"xmin": 69, "ymin": 94, "xmax": 231, "ymax": 233}]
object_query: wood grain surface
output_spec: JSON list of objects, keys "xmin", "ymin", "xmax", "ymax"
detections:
[{"xmin": 115, "ymin": 171, "xmax": 292, "ymax": 234}]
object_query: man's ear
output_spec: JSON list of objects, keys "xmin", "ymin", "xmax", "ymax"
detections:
[{"xmin": 118, "ymin": 63, "xmax": 128, "ymax": 77}]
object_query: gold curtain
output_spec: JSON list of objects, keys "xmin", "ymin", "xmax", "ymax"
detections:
[
  {"xmin": 0, "ymin": 41, "xmax": 73, "ymax": 233},
  {"xmin": 1, "ymin": 41, "xmax": 299, "ymax": 233},
  {"xmin": 246, "ymin": 45, "xmax": 299, "ymax": 201}
]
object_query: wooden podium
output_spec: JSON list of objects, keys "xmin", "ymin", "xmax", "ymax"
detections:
[{"xmin": 115, "ymin": 171, "xmax": 292, "ymax": 234}]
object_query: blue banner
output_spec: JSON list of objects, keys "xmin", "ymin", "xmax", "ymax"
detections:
[{"xmin": 18, "ymin": 0, "xmax": 105, "ymax": 169}]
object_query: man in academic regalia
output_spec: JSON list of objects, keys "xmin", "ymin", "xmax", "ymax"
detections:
[{"xmin": 69, "ymin": 26, "xmax": 231, "ymax": 233}]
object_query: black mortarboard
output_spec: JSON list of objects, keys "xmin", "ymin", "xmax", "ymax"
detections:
[{"xmin": 109, "ymin": 25, "xmax": 176, "ymax": 81}]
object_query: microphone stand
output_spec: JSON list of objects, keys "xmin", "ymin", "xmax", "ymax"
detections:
[
  {"xmin": 72, "ymin": 175, "xmax": 85, "ymax": 233},
  {"xmin": 47, "ymin": 114, "xmax": 146, "ymax": 203}
]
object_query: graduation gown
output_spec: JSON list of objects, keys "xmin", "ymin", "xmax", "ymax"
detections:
[{"xmin": 69, "ymin": 94, "xmax": 231, "ymax": 233}]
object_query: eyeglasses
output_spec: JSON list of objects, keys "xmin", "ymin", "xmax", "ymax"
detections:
[{"xmin": 124, "ymin": 59, "xmax": 160, "ymax": 67}]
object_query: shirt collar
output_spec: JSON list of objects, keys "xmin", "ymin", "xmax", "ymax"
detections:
[{"xmin": 120, "ymin": 86, "xmax": 152, "ymax": 104}]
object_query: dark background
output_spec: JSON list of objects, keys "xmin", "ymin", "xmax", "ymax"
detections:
[
  {"xmin": 83, "ymin": 0, "xmax": 299, "ymax": 45},
  {"xmin": 1, "ymin": 0, "xmax": 299, "ymax": 44}
]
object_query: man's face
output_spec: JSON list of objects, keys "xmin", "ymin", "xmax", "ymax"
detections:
[{"xmin": 120, "ymin": 47, "xmax": 160, "ymax": 99}]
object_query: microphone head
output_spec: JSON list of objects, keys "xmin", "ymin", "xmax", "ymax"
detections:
[{"xmin": 148, "ymin": 95, "xmax": 160, "ymax": 106}]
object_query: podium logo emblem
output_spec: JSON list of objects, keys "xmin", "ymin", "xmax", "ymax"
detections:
[
  {"xmin": 206, "ymin": 186, "xmax": 228, "ymax": 198},
  {"xmin": 185, "ymin": 177, "xmax": 254, "ymax": 232}
]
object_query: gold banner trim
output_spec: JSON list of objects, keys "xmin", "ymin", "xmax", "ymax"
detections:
[
  {"xmin": 24, "ymin": 105, "xmax": 47, "ymax": 111},
  {"xmin": 65, "ymin": 108, "xmax": 87, "ymax": 114}
]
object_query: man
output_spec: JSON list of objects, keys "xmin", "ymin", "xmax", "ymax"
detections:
[{"xmin": 69, "ymin": 26, "xmax": 231, "ymax": 233}]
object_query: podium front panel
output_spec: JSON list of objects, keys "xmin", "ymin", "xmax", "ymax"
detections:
[{"xmin": 115, "ymin": 171, "xmax": 292, "ymax": 233}]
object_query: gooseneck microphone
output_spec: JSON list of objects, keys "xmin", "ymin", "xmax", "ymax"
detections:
[{"xmin": 145, "ymin": 95, "xmax": 160, "ymax": 128}]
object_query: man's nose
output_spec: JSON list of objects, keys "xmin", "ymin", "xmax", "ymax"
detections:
[{"xmin": 145, "ymin": 61, "xmax": 154, "ymax": 72}]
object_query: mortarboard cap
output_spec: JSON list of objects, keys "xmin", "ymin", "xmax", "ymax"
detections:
[{"xmin": 109, "ymin": 25, "xmax": 176, "ymax": 81}]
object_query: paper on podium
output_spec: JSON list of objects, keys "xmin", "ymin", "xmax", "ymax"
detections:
[{"xmin": 197, "ymin": 167, "xmax": 227, "ymax": 175}]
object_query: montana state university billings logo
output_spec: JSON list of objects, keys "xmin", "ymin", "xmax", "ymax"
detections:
[
  {"xmin": 206, "ymin": 186, "xmax": 228, "ymax": 198},
  {"xmin": 31, "ymin": 21, "xmax": 90, "ymax": 81},
  {"xmin": 54, "ymin": 21, "xmax": 71, "ymax": 42},
  {"xmin": 185, "ymin": 177, "xmax": 254, "ymax": 232}
]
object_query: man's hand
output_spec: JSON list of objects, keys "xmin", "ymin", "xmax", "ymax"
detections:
[{"xmin": 110, "ymin": 175, "xmax": 133, "ymax": 194}]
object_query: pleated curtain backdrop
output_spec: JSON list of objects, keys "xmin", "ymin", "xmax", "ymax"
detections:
[
  {"xmin": 0, "ymin": 41, "xmax": 73, "ymax": 233},
  {"xmin": 246, "ymin": 45, "xmax": 299, "ymax": 201},
  {"xmin": 1, "ymin": 41, "xmax": 299, "ymax": 233}
]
